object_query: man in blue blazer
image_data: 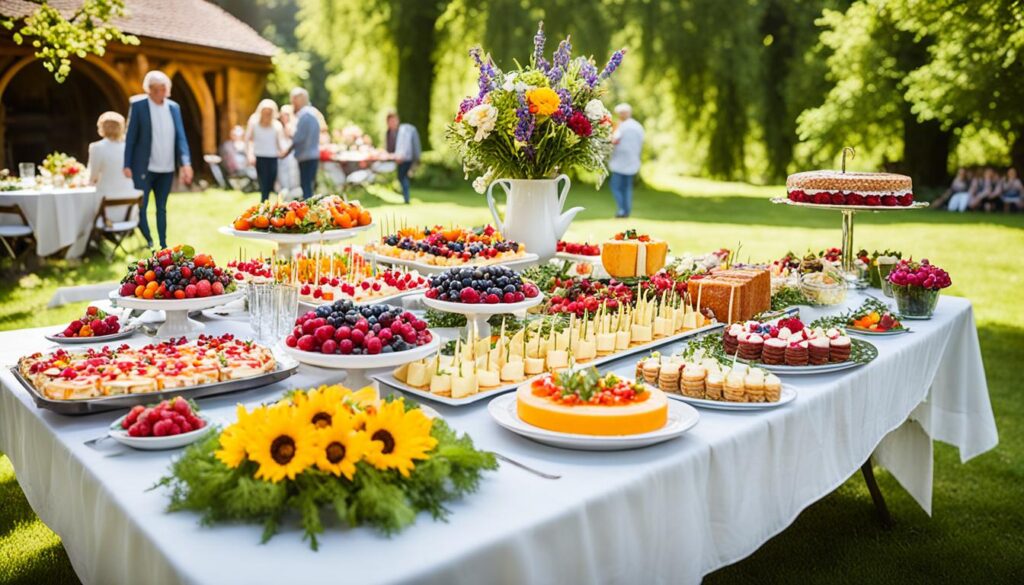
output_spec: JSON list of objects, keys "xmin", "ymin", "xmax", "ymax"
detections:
[{"xmin": 123, "ymin": 70, "xmax": 193, "ymax": 249}]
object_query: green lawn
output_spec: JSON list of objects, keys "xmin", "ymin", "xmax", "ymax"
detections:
[{"xmin": 0, "ymin": 175, "xmax": 1021, "ymax": 583}]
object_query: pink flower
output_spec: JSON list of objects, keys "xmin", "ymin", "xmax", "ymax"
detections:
[{"xmin": 567, "ymin": 111, "xmax": 592, "ymax": 137}]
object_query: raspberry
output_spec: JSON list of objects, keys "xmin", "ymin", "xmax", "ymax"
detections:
[
  {"xmin": 881, "ymin": 195, "xmax": 897, "ymax": 206},
  {"xmin": 813, "ymin": 192, "xmax": 831, "ymax": 205},
  {"xmin": 830, "ymin": 193, "xmax": 846, "ymax": 205}
]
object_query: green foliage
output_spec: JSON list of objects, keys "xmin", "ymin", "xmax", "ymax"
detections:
[
  {"xmin": 155, "ymin": 414, "xmax": 496, "ymax": 549},
  {"xmin": 3, "ymin": 0, "xmax": 138, "ymax": 83},
  {"xmin": 266, "ymin": 50, "xmax": 311, "ymax": 104}
]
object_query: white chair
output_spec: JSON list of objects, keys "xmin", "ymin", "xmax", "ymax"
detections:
[
  {"xmin": 204, "ymin": 154, "xmax": 228, "ymax": 189},
  {"xmin": 0, "ymin": 204, "xmax": 34, "ymax": 263},
  {"xmin": 370, "ymin": 160, "xmax": 397, "ymax": 174},
  {"xmin": 91, "ymin": 195, "xmax": 143, "ymax": 259},
  {"xmin": 322, "ymin": 161, "xmax": 347, "ymax": 190},
  {"xmin": 345, "ymin": 169, "xmax": 374, "ymax": 187}
]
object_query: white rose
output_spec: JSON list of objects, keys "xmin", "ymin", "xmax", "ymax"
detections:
[
  {"xmin": 464, "ymin": 104, "xmax": 498, "ymax": 142},
  {"xmin": 472, "ymin": 176, "xmax": 488, "ymax": 194},
  {"xmin": 502, "ymin": 72, "xmax": 518, "ymax": 92},
  {"xmin": 585, "ymin": 99, "xmax": 609, "ymax": 122}
]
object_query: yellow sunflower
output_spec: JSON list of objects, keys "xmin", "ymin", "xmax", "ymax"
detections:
[
  {"xmin": 313, "ymin": 418, "xmax": 370, "ymax": 480},
  {"xmin": 247, "ymin": 406, "xmax": 316, "ymax": 483},
  {"xmin": 214, "ymin": 403, "xmax": 268, "ymax": 468},
  {"xmin": 362, "ymin": 399, "xmax": 437, "ymax": 477},
  {"xmin": 294, "ymin": 385, "xmax": 346, "ymax": 429}
]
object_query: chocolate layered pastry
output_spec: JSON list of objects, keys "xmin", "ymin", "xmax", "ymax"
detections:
[
  {"xmin": 808, "ymin": 338, "xmax": 831, "ymax": 366},
  {"xmin": 784, "ymin": 341, "xmax": 809, "ymax": 366},
  {"xmin": 761, "ymin": 337, "xmax": 787, "ymax": 365},
  {"xmin": 829, "ymin": 336, "xmax": 852, "ymax": 362}
]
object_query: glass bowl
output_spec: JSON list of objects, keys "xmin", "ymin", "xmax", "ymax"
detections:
[
  {"xmin": 891, "ymin": 284, "xmax": 940, "ymax": 319},
  {"xmin": 800, "ymin": 271, "xmax": 847, "ymax": 306}
]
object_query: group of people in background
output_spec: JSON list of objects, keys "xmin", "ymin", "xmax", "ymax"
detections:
[{"xmin": 935, "ymin": 167, "xmax": 1022, "ymax": 212}]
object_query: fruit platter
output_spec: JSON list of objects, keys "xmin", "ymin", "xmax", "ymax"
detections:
[
  {"xmin": 487, "ymin": 368, "xmax": 700, "ymax": 451},
  {"xmin": 376, "ymin": 291, "xmax": 723, "ymax": 405},
  {"xmin": 112, "ymin": 246, "xmax": 243, "ymax": 337},
  {"xmin": 45, "ymin": 306, "xmax": 136, "ymax": 344},
  {"xmin": 364, "ymin": 223, "xmax": 539, "ymax": 274},
  {"xmin": 635, "ymin": 352, "xmax": 795, "ymax": 411},
  {"xmin": 108, "ymin": 397, "xmax": 214, "ymax": 450},
  {"xmin": 224, "ymin": 195, "xmax": 373, "ymax": 242},
  {"xmin": 281, "ymin": 301, "xmax": 440, "ymax": 385},
  {"xmin": 810, "ymin": 297, "xmax": 909, "ymax": 336},
  {"xmin": 11, "ymin": 334, "xmax": 298, "ymax": 415}
]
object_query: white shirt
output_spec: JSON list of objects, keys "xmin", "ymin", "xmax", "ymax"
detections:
[
  {"xmin": 147, "ymin": 99, "xmax": 175, "ymax": 173},
  {"xmin": 88, "ymin": 139, "xmax": 139, "ymax": 197},
  {"xmin": 248, "ymin": 120, "xmax": 283, "ymax": 158},
  {"xmin": 609, "ymin": 118, "xmax": 645, "ymax": 175}
]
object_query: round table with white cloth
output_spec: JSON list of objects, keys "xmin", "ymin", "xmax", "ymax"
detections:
[{"xmin": 0, "ymin": 186, "xmax": 103, "ymax": 258}]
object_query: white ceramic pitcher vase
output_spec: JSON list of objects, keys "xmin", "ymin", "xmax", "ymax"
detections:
[{"xmin": 485, "ymin": 174, "xmax": 584, "ymax": 261}]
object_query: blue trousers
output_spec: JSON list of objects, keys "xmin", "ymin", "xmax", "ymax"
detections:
[
  {"xmin": 610, "ymin": 172, "xmax": 635, "ymax": 217},
  {"xmin": 138, "ymin": 171, "xmax": 173, "ymax": 248},
  {"xmin": 397, "ymin": 161, "xmax": 413, "ymax": 203},
  {"xmin": 255, "ymin": 156, "xmax": 278, "ymax": 202},
  {"xmin": 299, "ymin": 159, "xmax": 319, "ymax": 200}
]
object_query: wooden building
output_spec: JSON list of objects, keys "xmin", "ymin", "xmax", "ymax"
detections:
[{"xmin": 0, "ymin": 0, "xmax": 276, "ymax": 171}]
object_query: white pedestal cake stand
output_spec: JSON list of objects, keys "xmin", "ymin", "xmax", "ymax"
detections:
[
  {"xmin": 109, "ymin": 290, "xmax": 245, "ymax": 338},
  {"xmin": 770, "ymin": 198, "xmax": 929, "ymax": 277},
  {"xmin": 218, "ymin": 223, "xmax": 374, "ymax": 259},
  {"xmin": 281, "ymin": 336, "xmax": 440, "ymax": 389},
  {"xmin": 420, "ymin": 295, "xmax": 543, "ymax": 338}
]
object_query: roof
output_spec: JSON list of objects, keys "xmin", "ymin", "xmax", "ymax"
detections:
[{"xmin": 0, "ymin": 0, "xmax": 276, "ymax": 57}]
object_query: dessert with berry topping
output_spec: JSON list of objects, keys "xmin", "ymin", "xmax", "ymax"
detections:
[
  {"xmin": 786, "ymin": 170, "xmax": 914, "ymax": 207},
  {"xmin": 601, "ymin": 229, "xmax": 669, "ymax": 278},
  {"xmin": 117, "ymin": 245, "xmax": 236, "ymax": 300},
  {"xmin": 423, "ymin": 266, "xmax": 540, "ymax": 305},
  {"xmin": 544, "ymin": 277, "xmax": 632, "ymax": 316},
  {"xmin": 17, "ymin": 334, "xmax": 276, "ymax": 401},
  {"xmin": 232, "ymin": 195, "xmax": 371, "ymax": 233},
  {"xmin": 721, "ymin": 317, "xmax": 851, "ymax": 366},
  {"xmin": 517, "ymin": 369, "xmax": 668, "ymax": 436},
  {"xmin": 284, "ymin": 301, "xmax": 432, "ymax": 355},
  {"xmin": 366, "ymin": 224, "xmax": 527, "ymax": 266},
  {"xmin": 556, "ymin": 240, "xmax": 601, "ymax": 256},
  {"xmin": 54, "ymin": 306, "xmax": 121, "ymax": 338},
  {"xmin": 299, "ymin": 269, "xmax": 428, "ymax": 305},
  {"xmin": 227, "ymin": 258, "xmax": 275, "ymax": 284}
]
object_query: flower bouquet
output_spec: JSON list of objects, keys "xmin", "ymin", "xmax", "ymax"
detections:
[
  {"xmin": 886, "ymin": 259, "xmax": 951, "ymax": 318},
  {"xmin": 446, "ymin": 22, "xmax": 626, "ymax": 260},
  {"xmin": 41, "ymin": 151, "xmax": 85, "ymax": 187},
  {"xmin": 156, "ymin": 385, "xmax": 496, "ymax": 549},
  {"xmin": 447, "ymin": 22, "xmax": 625, "ymax": 189}
]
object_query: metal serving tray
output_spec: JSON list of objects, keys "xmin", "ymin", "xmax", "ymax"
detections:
[{"xmin": 9, "ymin": 352, "xmax": 299, "ymax": 416}]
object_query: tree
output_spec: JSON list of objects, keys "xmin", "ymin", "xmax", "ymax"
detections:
[{"xmin": 2, "ymin": 0, "xmax": 137, "ymax": 82}]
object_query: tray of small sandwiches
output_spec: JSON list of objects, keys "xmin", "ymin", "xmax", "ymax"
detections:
[{"xmin": 11, "ymin": 334, "xmax": 298, "ymax": 415}]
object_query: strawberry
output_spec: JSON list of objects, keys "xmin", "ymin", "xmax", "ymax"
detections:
[
  {"xmin": 813, "ymin": 192, "xmax": 831, "ymax": 205},
  {"xmin": 881, "ymin": 195, "xmax": 897, "ymax": 206},
  {"xmin": 897, "ymin": 193, "xmax": 913, "ymax": 206},
  {"xmin": 830, "ymin": 192, "xmax": 846, "ymax": 205},
  {"xmin": 865, "ymin": 195, "xmax": 882, "ymax": 206}
]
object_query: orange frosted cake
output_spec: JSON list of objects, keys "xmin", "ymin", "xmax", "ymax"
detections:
[
  {"xmin": 601, "ymin": 230, "xmax": 668, "ymax": 278},
  {"xmin": 517, "ymin": 369, "xmax": 668, "ymax": 436}
]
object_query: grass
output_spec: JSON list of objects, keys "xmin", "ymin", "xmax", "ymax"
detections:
[{"xmin": 0, "ymin": 173, "xmax": 1021, "ymax": 583}]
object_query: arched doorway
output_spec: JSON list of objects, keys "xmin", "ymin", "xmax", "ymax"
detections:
[
  {"xmin": 1, "ymin": 60, "xmax": 125, "ymax": 169},
  {"xmin": 171, "ymin": 73, "xmax": 203, "ymax": 170}
]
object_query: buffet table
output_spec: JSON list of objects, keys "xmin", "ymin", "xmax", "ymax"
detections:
[
  {"xmin": 0, "ymin": 186, "xmax": 102, "ymax": 258},
  {"xmin": 0, "ymin": 292, "xmax": 997, "ymax": 585}
]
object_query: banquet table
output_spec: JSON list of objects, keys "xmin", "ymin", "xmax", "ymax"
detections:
[
  {"xmin": 0, "ymin": 186, "xmax": 101, "ymax": 258},
  {"xmin": 0, "ymin": 292, "xmax": 998, "ymax": 585}
]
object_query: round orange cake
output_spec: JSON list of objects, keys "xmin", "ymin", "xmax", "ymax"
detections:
[{"xmin": 516, "ymin": 375, "xmax": 668, "ymax": 436}]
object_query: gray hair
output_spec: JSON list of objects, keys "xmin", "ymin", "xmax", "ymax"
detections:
[
  {"xmin": 613, "ymin": 103, "xmax": 632, "ymax": 116},
  {"xmin": 142, "ymin": 70, "xmax": 172, "ymax": 94},
  {"xmin": 290, "ymin": 87, "xmax": 310, "ymax": 105}
]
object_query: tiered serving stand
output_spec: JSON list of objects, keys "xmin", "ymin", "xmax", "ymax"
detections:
[
  {"xmin": 420, "ymin": 295, "xmax": 543, "ymax": 338},
  {"xmin": 109, "ymin": 290, "xmax": 245, "ymax": 338},
  {"xmin": 218, "ymin": 224, "xmax": 374, "ymax": 259},
  {"xmin": 770, "ymin": 198, "xmax": 928, "ymax": 279},
  {"xmin": 282, "ymin": 336, "xmax": 440, "ymax": 389}
]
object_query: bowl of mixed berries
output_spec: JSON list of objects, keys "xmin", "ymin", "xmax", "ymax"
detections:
[
  {"xmin": 108, "ymin": 397, "xmax": 213, "ymax": 450},
  {"xmin": 423, "ymin": 265, "xmax": 541, "ymax": 308}
]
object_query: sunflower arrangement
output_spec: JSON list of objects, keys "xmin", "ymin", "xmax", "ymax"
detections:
[{"xmin": 157, "ymin": 385, "xmax": 497, "ymax": 549}]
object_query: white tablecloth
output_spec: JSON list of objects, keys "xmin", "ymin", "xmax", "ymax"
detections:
[
  {"xmin": 0, "ymin": 293, "xmax": 997, "ymax": 585},
  {"xmin": 0, "ymin": 187, "xmax": 101, "ymax": 257}
]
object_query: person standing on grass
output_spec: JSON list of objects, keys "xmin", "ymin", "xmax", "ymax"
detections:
[
  {"xmin": 384, "ymin": 110, "xmax": 421, "ymax": 204},
  {"xmin": 280, "ymin": 88, "xmax": 321, "ymax": 199},
  {"xmin": 608, "ymin": 103, "xmax": 644, "ymax": 218},
  {"xmin": 123, "ymin": 70, "xmax": 193, "ymax": 249},
  {"xmin": 245, "ymin": 99, "xmax": 285, "ymax": 202}
]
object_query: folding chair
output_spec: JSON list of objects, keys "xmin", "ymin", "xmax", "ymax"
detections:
[
  {"xmin": 204, "ymin": 154, "xmax": 228, "ymax": 189},
  {"xmin": 0, "ymin": 204, "xmax": 35, "ymax": 264},
  {"xmin": 91, "ymin": 195, "xmax": 143, "ymax": 260}
]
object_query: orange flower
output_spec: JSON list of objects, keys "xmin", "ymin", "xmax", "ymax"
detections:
[{"xmin": 526, "ymin": 88, "xmax": 560, "ymax": 117}]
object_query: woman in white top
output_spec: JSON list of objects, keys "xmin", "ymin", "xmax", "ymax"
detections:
[
  {"xmin": 276, "ymin": 104, "xmax": 301, "ymax": 197},
  {"xmin": 87, "ymin": 112, "xmax": 140, "ymax": 221},
  {"xmin": 244, "ymin": 99, "xmax": 285, "ymax": 202}
]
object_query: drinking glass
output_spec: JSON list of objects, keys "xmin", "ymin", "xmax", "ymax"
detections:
[
  {"xmin": 273, "ymin": 284, "xmax": 299, "ymax": 342},
  {"xmin": 247, "ymin": 282, "xmax": 274, "ymax": 343},
  {"xmin": 18, "ymin": 163, "xmax": 35, "ymax": 187},
  {"xmin": 877, "ymin": 258, "xmax": 898, "ymax": 297}
]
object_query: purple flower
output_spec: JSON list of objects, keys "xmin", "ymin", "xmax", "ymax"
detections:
[
  {"xmin": 576, "ymin": 57, "xmax": 598, "ymax": 88},
  {"xmin": 533, "ymin": 22, "xmax": 549, "ymax": 72},
  {"xmin": 515, "ymin": 92, "xmax": 535, "ymax": 144},
  {"xmin": 600, "ymin": 48, "xmax": 627, "ymax": 80},
  {"xmin": 553, "ymin": 36, "xmax": 572, "ymax": 71},
  {"xmin": 469, "ymin": 47, "xmax": 499, "ymax": 97},
  {"xmin": 459, "ymin": 97, "xmax": 480, "ymax": 115},
  {"xmin": 551, "ymin": 88, "xmax": 573, "ymax": 123}
]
